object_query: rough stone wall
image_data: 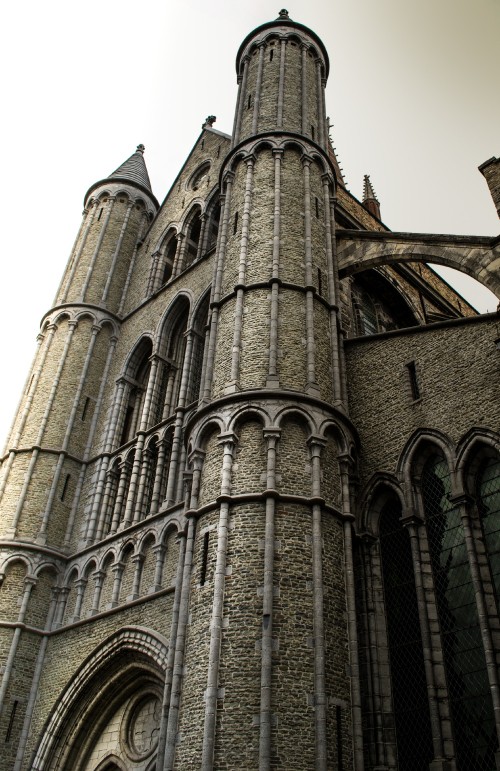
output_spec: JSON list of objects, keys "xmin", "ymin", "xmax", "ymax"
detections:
[
  {"xmin": 345, "ymin": 315, "xmax": 500, "ymax": 488},
  {"xmin": 336, "ymin": 187, "xmax": 386, "ymax": 232},
  {"xmin": 174, "ymin": 508, "xmax": 219, "ymax": 768},
  {"xmin": 281, "ymin": 41, "xmax": 302, "ymax": 136},
  {"xmin": 273, "ymin": 501, "xmax": 316, "ymax": 769},
  {"xmin": 239, "ymin": 289, "xmax": 271, "ymax": 389},
  {"xmin": 214, "ymin": 502, "xmax": 265, "ymax": 769}
]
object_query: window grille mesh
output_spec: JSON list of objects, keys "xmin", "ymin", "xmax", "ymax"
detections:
[
  {"xmin": 422, "ymin": 457, "xmax": 497, "ymax": 770},
  {"xmin": 478, "ymin": 458, "xmax": 500, "ymax": 605},
  {"xmin": 380, "ymin": 500, "xmax": 433, "ymax": 770}
]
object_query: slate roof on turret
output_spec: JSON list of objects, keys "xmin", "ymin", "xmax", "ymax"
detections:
[
  {"xmin": 84, "ymin": 144, "xmax": 159, "ymax": 209},
  {"xmin": 109, "ymin": 144, "xmax": 153, "ymax": 191}
]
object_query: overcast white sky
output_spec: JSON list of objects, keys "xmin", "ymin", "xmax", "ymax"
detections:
[{"xmin": 0, "ymin": 0, "xmax": 499, "ymax": 446}]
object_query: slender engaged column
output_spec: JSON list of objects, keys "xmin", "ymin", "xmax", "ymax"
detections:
[
  {"xmin": 405, "ymin": 515, "xmax": 447, "ymax": 765},
  {"xmin": 201, "ymin": 434, "xmax": 236, "ymax": 770},
  {"xmin": 101, "ymin": 199, "xmax": 134, "ymax": 303},
  {"xmin": 302, "ymin": 156, "xmax": 319, "ymax": 395},
  {"xmin": 0, "ymin": 576, "xmax": 36, "ymax": 716},
  {"xmin": 227, "ymin": 157, "xmax": 255, "ymax": 391},
  {"xmin": 309, "ymin": 437, "xmax": 328, "ymax": 770},
  {"xmin": 259, "ymin": 428, "xmax": 280, "ymax": 770},
  {"xmin": 267, "ymin": 149, "xmax": 282, "ymax": 387},
  {"xmin": 340, "ymin": 457, "xmax": 364, "ymax": 771},
  {"xmin": 80, "ymin": 197, "xmax": 116, "ymax": 302}
]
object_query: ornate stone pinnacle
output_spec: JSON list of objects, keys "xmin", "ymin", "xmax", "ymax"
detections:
[
  {"xmin": 202, "ymin": 115, "xmax": 217, "ymax": 129},
  {"xmin": 136, "ymin": 144, "xmax": 145, "ymax": 154},
  {"xmin": 278, "ymin": 9, "xmax": 289, "ymax": 18}
]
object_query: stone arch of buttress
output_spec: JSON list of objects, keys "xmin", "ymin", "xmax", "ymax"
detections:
[{"xmin": 336, "ymin": 232, "xmax": 500, "ymax": 299}]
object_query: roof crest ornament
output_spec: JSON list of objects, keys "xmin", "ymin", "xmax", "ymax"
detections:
[{"xmin": 278, "ymin": 9, "xmax": 289, "ymax": 19}]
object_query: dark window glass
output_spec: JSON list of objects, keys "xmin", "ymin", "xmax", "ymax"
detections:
[
  {"xmin": 422, "ymin": 457, "xmax": 497, "ymax": 770},
  {"xmin": 477, "ymin": 457, "xmax": 500, "ymax": 607},
  {"xmin": 380, "ymin": 499, "xmax": 433, "ymax": 770}
]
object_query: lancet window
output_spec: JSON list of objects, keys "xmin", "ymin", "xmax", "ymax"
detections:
[{"xmin": 364, "ymin": 451, "xmax": 500, "ymax": 770}]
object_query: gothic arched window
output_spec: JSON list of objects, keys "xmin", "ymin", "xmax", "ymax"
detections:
[
  {"xmin": 184, "ymin": 208, "xmax": 202, "ymax": 268},
  {"xmin": 379, "ymin": 496, "xmax": 433, "ymax": 770},
  {"xmin": 422, "ymin": 455, "xmax": 496, "ymax": 770},
  {"xmin": 476, "ymin": 456, "xmax": 500, "ymax": 606}
]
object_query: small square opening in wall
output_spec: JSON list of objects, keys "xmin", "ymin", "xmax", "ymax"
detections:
[{"xmin": 406, "ymin": 361, "xmax": 421, "ymax": 401}]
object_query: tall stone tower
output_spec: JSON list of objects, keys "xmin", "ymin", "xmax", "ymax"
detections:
[{"xmin": 1, "ymin": 10, "xmax": 500, "ymax": 771}]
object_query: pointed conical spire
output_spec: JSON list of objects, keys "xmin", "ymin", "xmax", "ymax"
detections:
[
  {"xmin": 363, "ymin": 174, "xmax": 378, "ymax": 203},
  {"xmin": 84, "ymin": 143, "xmax": 158, "ymax": 209},
  {"xmin": 362, "ymin": 174, "xmax": 381, "ymax": 220},
  {"xmin": 109, "ymin": 144, "xmax": 153, "ymax": 192}
]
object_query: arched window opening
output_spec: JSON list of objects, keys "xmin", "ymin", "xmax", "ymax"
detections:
[
  {"xmin": 206, "ymin": 200, "xmax": 220, "ymax": 251},
  {"xmin": 476, "ymin": 457, "xmax": 500, "ymax": 607},
  {"xmin": 422, "ymin": 456, "xmax": 497, "ymax": 770},
  {"xmin": 155, "ymin": 303, "xmax": 189, "ymax": 424},
  {"xmin": 188, "ymin": 295, "xmax": 210, "ymax": 405},
  {"xmin": 379, "ymin": 496, "xmax": 433, "ymax": 770},
  {"xmin": 120, "ymin": 341, "xmax": 153, "ymax": 446},
  {"xmin": 161, "ymin": 235, "xmax": 177, "ymax": 285},
  {"xmin": 184, "ymin": 209, "xmax": 202, "ymax": 267},
  {"xmin": 350, "ymin": 270, "xmax": 419, "ymax": 337}
]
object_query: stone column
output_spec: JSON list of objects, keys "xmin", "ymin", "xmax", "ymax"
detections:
[
  {"xmin": 72, "ymin": 578, "xmax": 87, "ymax": 622},
  {"xmin": 302, "ymin": 156, "xmax": 319, "ymax": 396},
  {"xmin": 276, "ymin": 39, "xmax": 286, "ymax": 129},
  {"xmin": 121, "ymin": 210, "xmax": 150, "ymax": 313},
  {"xmin": 110, "ymin": 562, "xmax": 125, "ymax": 608},
  {"xmin": 66, "ymin": 331, "xmax": 118, "ymax": 548},
  {"xmin": 80, "ymin": 196, "xmax": 116, "ymax": 302},
  {"xmin": 101, "ymin": 199, "xmax": 134, "ymax": 304},
  {"xmin": 232, "ymin": 56, "xmax": 249, "ymax": 147},
  {"xmin": 267, "ymin": 149, "xmax": 283, "ymax": 387},
  {"xmin": 252, "ymin": 44, "xmax": 266, "ymax": 134},
  {"xmin": 58, "ymin": 202, "xmax": 97, "ymax": 304},
  {"xmin": 259, "ymin": 428, "xmax": 280, "ymax": 770},
  {"xmin": 201, "ymin": 433, "xmax": 236, "ymax": 770},
  {"xmin": 0, "ymin": 323, "xmax": 56, "ymax": 504},
  {"xmin": 0, "ymin": 575, "xmax": 36, "ymax": 714},
  {"xmin": 227, "ymin": 156, "xmax": 255, "ymax": 392},
  {"xmin": 202, "ymin": 173, "xmax": 234, "ymax": 401},
  {"xmin": 301, "ymin": 43, "xmax": 309, "ymax": 135},
  {"xmin": 11, "ymin": 319, "xmax": 78, "ymax": 537},
  {"xmin": 340, "ymin": 456, "xmax": 364, "ymax": 771},
  {"xmin": 309, "ymin": 436, "xmax": 328, "ymax": 770},
  {"xmin": 90, "ymin": 570, "xmax": 105, "ymax": 615},
  {"xmin": 404, "ymin": 513, "xmax": 450, "ymax": 769}
]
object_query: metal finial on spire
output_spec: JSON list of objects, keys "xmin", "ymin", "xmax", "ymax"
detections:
[
  {"xmin": 278, "ymin": 9, "xmax": 289, "ymax": 18},
  {"xmin": 136, "ymin": 144, "xmax": 145, "ymax": 154}
]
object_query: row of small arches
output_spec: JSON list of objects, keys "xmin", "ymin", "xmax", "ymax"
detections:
[
  {"xmin": 148, "ymin": 194, "xmax": 220, "ymax": 292},
  {"xmin": 0, "ymin": 526, "xmax": 181, "ymax": 631}
]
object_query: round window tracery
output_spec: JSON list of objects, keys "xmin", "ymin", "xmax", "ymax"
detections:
[
  {"xmin": 122, "ymin": 691, "xmax": 161, "ymax": 762},
  {"xmin": 188, "ymin": 162, "xmax": 211, "ymax": 191}
]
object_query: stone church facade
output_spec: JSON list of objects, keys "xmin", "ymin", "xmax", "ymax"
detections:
[{"xmin": 0, "ymin": 9, "xmax": 499, "ymax": 771}]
